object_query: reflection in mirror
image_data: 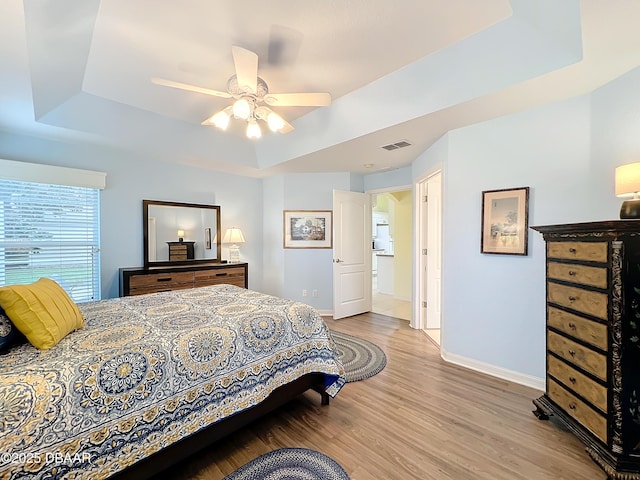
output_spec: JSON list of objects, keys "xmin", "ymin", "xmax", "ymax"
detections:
[{"xmin": 143, "ymin": 200, "xmax": 221, "ymax": 267}]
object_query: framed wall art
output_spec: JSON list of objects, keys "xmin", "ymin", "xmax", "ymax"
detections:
[
  {"xmin": 481, "ymin": 186, "xmax": 530, "ymax": 256},
  {"xmin": 204, "ymin": 227, "xmax": 211, "ymax": 249},
  {"xmin": 283, "ymin": 210, "xmax": 333, "ymax": 249}
]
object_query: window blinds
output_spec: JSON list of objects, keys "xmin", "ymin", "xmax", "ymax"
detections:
[{"xmin": 0, "ymin": 179, "xmax": 101, "ymax": 302}]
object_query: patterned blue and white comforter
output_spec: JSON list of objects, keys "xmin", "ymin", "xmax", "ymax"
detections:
[{"xmin": 0, "ymin": 284, "xmax": 345, "ymax": 480}]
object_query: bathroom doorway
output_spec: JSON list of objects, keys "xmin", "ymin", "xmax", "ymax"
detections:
[{"xmin": 370, "ymin": 188, "xmax": 411, "ymax": 320}]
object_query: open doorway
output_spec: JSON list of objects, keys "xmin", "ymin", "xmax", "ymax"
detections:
[
  {"xmin": 370, "ymin": 188, "xmax": 411, "ymax": 320},
  {"xmin": 414, "ymin": 170, "xmax": 442, "ymax": 345}
]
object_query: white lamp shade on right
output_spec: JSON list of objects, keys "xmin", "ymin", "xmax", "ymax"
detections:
[
  {"xmin": 615, "ymin": 162, "xmax": 640, "ymax": 219},
  {"xmin": 615, "ymin": 163, "xmax": 640, "ymax": 197}
]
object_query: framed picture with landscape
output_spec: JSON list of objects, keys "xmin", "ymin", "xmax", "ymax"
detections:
[
  {"xmin": 283, "ymin": 210, "xmax": 333, "ymax": 249},
  {"xmin": 481, "ymin": 186, "xmax": 529, "ymax": 256}
]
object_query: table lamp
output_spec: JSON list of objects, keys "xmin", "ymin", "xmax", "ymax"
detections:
[{"xmin": 223, "ymin": 227, "xmax": 245, "ymax": 263}]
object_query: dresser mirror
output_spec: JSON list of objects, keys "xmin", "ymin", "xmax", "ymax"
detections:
[{"xmin": 143, "ymin": 200, "xmax": 221, "ymax": 267}]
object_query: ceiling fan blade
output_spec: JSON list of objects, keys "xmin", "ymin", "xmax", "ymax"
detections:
[
  {"xmin": 151, "ymin": 77, "xmax": 232, "ymax": 98},
  {"xmin": 264, "ymin": 92, "xmax": 331, "ymax": 107},
  {"xmin": 231, "ymin": 46, "xmax": 258, "ymax": 94}
]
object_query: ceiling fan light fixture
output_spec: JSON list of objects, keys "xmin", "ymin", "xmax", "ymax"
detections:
[
  {"xmin": 154, "ymin": 47, "xmax": 331, "ymax": 140},
  {"xmin": 246, "ymin": 119, "xmax": 262, "ymax": 139},
  {"xmin": 267, "ymin": 111, "xmax": 285, "ymax": 132},
  {"xmin": 233, "ymin": 98, "xmax": 251, "ymax": 120}
]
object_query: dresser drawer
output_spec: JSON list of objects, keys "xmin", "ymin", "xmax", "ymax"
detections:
[
  {"xmin": 169, "ymin": 245, "xmax": 188, "ymax": 261},
  {"xmin": 547, "ymin": 262, "xmax": 607, "ymax": 289},
  {"xmin": 547, "ymin": 241, "xmax": 607, "ymax": 263},
  {"xmin": 547, "ymin": 355, "xmax": 607, "ymax": 412},
  {"xmin": 548, "ymin": 378, "xmax": 607, "ymax": 443},
  {"xmin": 195, "ymin": 267, "xmax": 246, "ymax": 288},
  {"xmin": 129, "ymin": 271, "xmax": 194, "ymax": 289},
  {"xmin": 548, "ymin": 331, "xmax": 607, "ymax": 381},
  {"xmin": 547, "ymin": 283, "xmax": 608, "ymax": 320},
  {"xmin": 547, "ymin": 307, "xmax": 607, "ymax": 351}
]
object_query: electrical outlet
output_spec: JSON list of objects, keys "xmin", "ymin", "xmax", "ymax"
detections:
[
  {"xmin": 302, "ymin": 289, "xmax": 307, "ymax": 297},
  {"xmin": 312, "ymin": 289, "xmax": 318, "ymax": 297}
]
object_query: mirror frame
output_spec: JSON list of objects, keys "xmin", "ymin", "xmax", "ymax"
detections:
[{"xmin": 143, "ymin": 199, "xmax": 222, "ymax": 268}]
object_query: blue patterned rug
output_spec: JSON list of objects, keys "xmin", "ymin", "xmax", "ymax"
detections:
[
  {"xmin": 223, "ymin": 448, "xmax": 350, "ymax": 479},
  {"xmin": 330, "ymin": 330, "xmax": 387, "ymax": 382}
]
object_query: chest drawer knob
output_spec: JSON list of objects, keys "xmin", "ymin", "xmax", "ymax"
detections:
[
  {"xmin": 568, "ymin": 322, "xmax": 576, "ymax": 330},
  {"xmin": 569, "ymin": 403, "xmax": 576, "ymax": 410},
  {"xmin": 569, "ymin": 376, "xmax": 577, "ymax": 384},
  {"xmin": 569, "ymin": 349, "xmax": 576, "ymax": 357},
  {"xmin": 568, "ymin": 296, "xmax": 577, "ymax": 302},
  {"xmin": 569, "ymin": 247, "xmax": 577, "ymax": 254},
  {"xmin": 569, "ymin": 270, "xmax": 577, "ymax": 276}
]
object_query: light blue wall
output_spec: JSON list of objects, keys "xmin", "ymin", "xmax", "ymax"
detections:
[
  {"xmin": 410, "ymin": 67, "xmax": 640, "ymax": 381},
  {"xmin": 262, "ymin": 175, "xmax": 285, "ymax": 298},
  {"xmin": 278, "ymin": 173, "xmax": 351, "ymax": 310},
  {"xmin": 412, "ymin": 135, "xmax": 448, "ymax": 178},
  {"xmin": 0, "ymin": 131, "xmax": 263, "ymax": 299},
  {"xmin": 363, "ymin": 166, "xmax": 412, "ymax": 192},
  {"xmin": 349, "ymin": 173, "xmax": 365, "ymax": 193},
  {"xmin": 590, "ymin": 67, "xmax": 640, "ymax": 216},
  {"xmin": 443, "ymin": 95, "xmax": 591, "ymax": 378}
]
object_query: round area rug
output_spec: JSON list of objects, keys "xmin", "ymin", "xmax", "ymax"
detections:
[
  {"xmin": 223, "ymin": 448, "xmax": 350, "ymax": 480},
  {"xmin": 330, "ymin": 330, "xmax": 387, "ymax": 382}
]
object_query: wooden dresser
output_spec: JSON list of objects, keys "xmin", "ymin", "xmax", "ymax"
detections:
[
  {"xmin": 532, "ymin": 221, "xmax": 640, "ymax": 479},
  {"xmin": 119, "ymin": 263, "xmax": 247, "ymax": 296}
]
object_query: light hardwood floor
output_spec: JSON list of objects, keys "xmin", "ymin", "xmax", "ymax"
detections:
[
  {"xmin": 158, "ymin": 312, "xmax": 605, "ymax": 480},
  {"xmin": 371, "ymin": 291, "xmax": 411, "ymax": 320}
]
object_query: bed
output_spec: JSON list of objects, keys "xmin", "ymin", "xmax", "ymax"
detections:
[{"xmin": 0, "ymin": 283, "xmax": 345, "ymax": 480}]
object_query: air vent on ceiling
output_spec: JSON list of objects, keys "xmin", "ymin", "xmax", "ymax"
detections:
[{"xmin": 381, "ymin": 140, "xmax": 412, "ymax": 151}]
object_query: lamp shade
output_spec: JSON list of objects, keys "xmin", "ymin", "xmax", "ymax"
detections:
[
  {"xmin": 232, "ymin": 99, "xmax": 251, "ymax": 120},
  {"xmin": 267, "ymin": 111, "xmax": 285, "ymax": 132},
  {"xmin": 223, "ymin": 227, "xmax": 245, "ymax": 244},
  {"xmin": 615, "ymin": 163, "xmax": 640, "ymax": 197},
  {"xmin": 208, "ymin": 108, "xmax": 231, "ymax": 130},
  {"xmin": 246, "ymin": 119, "xmax": 262, "ymax": 139}
]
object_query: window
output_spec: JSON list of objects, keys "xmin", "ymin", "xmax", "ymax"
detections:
[{"xmin": 0, "ymin": 161, "xmax": 105, "ymax": 303}]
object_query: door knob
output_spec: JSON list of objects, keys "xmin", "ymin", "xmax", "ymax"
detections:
[{"xmin": 334, "ymin": 259, "xmax": 343, "ymax": 263}]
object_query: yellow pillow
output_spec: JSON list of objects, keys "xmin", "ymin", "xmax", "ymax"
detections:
[{"xmin": 0, "ymin": 278, "xmax": 84, "ymax": 350}]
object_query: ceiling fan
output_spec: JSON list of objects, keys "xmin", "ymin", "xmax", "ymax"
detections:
[{"xmin": 152, "ymin": 46, "xmax": 331, "ymax": 139}]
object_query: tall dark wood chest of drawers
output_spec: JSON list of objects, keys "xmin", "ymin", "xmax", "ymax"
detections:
[{"xmin": 532, "ymin": 221, "xmax": 640, "ymax": 479}]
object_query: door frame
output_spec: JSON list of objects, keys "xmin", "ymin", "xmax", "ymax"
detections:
[{"xmin": 413, "ymin": 167, "xmax": 443, "ymax": 332}]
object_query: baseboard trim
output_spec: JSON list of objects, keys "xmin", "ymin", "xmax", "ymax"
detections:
[
  {"xmin": 441, "ymin": 348, "xmax": 545, "ymax": 392},
  {"xmin": 393, "ymin": 295, "xmax": 411, "ymax": 302},
  {"xmin": 317, "ymin": 310, "xmax": 333, "ymax": 317}
]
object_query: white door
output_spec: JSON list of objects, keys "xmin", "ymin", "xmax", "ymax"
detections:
[
  {"xmin": 426, "ymin": 173, "xmax": 442, "ymax": 329},
  {"xmin": 333, "ymin": 189, "xmax": 371, "ymax": 319}
]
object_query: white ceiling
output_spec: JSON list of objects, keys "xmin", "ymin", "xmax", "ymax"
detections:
[{"xmin": 2, "ymin": 0, "xmax": 640, "ymax": 177}]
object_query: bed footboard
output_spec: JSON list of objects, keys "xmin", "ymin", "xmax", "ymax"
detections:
[{"xmin": 110, "ymin": 373, "xmax": 328, "ymax": 480}]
